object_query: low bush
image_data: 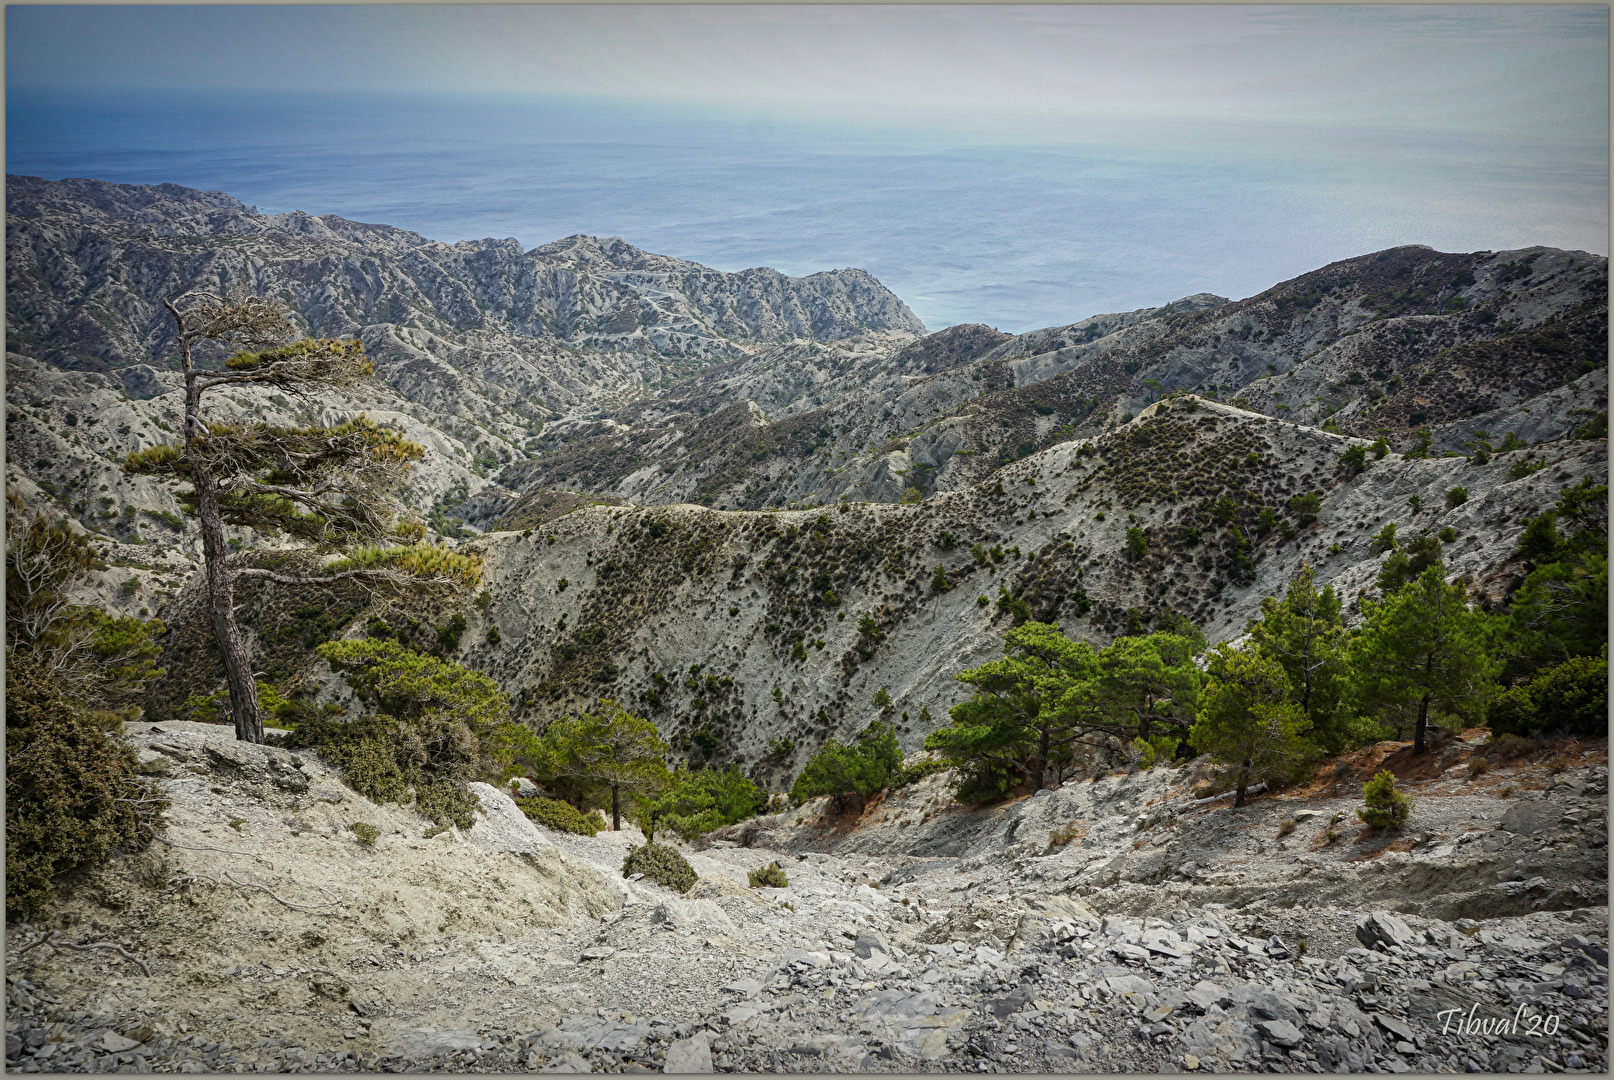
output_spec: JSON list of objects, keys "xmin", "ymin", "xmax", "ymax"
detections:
[
  {"xmin": 623, "ymin": 842, "xmax": 697, "ymax": 892},
  {"xmin": 1045, "ymin": 821, "xmax": 1085, "ymax": 850},
  {"xmin": 416, "ymin": 782, "xmax": 481, "ymax": 830},
  {"xmin": 1356, "ymin": 769, "xmax": 1411, "ymax": 829},
  {"xmin": 517, "ymin": 796, "xmax": 604, "ymax": 836},
  {"xmin": 349, "ymin": 822, "xmax": 380, "ymax": 846},
  {"xmin": 1466, "ymin": 755, "xmax": 1490, "ymax": 779},
  {"xmin": 6, "ymin": 655, "xmax": 166, "ymax": 920},
  {"xmin": 1277, "ymin": 818, "xmax": 1297, "ymax": 838},
  {"xmin": 748, "ymin": 861, "xmax": 790, "ymax": 888},
  {"xmin": 1486, "ymin": 732, "xmax": 1534, "ymax": 760}
]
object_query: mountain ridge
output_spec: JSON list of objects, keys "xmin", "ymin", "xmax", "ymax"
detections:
[{"xmin": 3, "ymin": 175, "xmax": 1605, "ymax": 767}]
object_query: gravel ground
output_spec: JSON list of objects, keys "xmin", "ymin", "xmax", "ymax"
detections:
[{"xmin": 4, "ymin": 725, "xmax": 1608, "ymax": 1074}]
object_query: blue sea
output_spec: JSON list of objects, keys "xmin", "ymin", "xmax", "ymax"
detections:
[{"xmin": 8, "ymin": 88, "xmax": 1607, "ymax": 334}]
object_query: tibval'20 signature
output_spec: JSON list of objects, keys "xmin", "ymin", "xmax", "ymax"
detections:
[{"xmin": 1436, "ymin": 1004, "xmax": 1563, "ymax": 1037}]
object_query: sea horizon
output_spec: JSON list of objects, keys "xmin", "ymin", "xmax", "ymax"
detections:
[{"xmin": 8, "ymin": 86, "xmax": 1608, "ymax": 335}]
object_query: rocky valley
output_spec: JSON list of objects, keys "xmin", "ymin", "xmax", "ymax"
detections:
[
  {"xmin": 4, "ymin": 721, "xmax": 1607, "ymax": 1074},
  {"xmin": 5, "ymin": 175, "xmax": 1608, "ymax": 1074}
]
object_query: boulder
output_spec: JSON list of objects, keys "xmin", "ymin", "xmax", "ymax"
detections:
[
  {"xmin": 543, "ymin": 1016, "xmax": 653, "ymax": 1053},
  {"xmin": 1231, "ymin": 986, "xmax": 1303, "ymax": 1029},
  {"xmin": 685, "ymin": 874, "xmax": 750, "ymax": 901},
  {"xmin": 1356, "ymin": 910, "xmax": 1420, "ymax": 951},
  {"xmin": 1255, "ymin": 1019, "xmax": 1304, "ymax": 1048},
  {"xmin": 464, "ymin": 782, "xmax": 555, "ymax": 856},
  {"xmin": 650, "ymin": 898, "xmax": 735, "ymax": 934},
  {"xmin": 853, "ymin": 929, "xmax": 889, "ymax": 959},
  {"xmin": 540, "ymin": 1049, "xmax": 594, "ymax": 1073}
]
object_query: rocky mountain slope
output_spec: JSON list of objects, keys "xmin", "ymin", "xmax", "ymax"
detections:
[
  {"xmin": 502, "ymin": 246, "xmax": 1605, "ymax": 516},
  {"xmin": 5, "ymin": 720, "xmax": 1606, "ymax": 1074},
  {"xmin": 5, "ymin": 176, "xmax": 1606, "ymax": 764},
  {"xmin": 4, "ymin": 175, "xmax": 923, "ymax": 620},
  {"xmin": 447, "ymin": 398, "xmax": 1604, "ymax": 770}
]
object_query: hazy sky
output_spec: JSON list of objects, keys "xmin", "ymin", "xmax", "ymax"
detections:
[{"xmin": 10, "ymin": 5, "xmax": 1608, "ymax": 143}]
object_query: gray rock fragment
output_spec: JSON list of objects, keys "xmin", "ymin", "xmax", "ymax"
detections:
[
  {"xmin": 1356, "ymin": 910, "xmax": 1419, "ymax": 951},
  {"xmin": 663, "ymin": 1032, "xmax": 712, "ymax": 1074}
]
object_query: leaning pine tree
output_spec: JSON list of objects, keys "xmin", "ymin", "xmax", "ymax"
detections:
[{"xmin": 125, "ymin": 291, "xmax": 478, "ymax": 743}]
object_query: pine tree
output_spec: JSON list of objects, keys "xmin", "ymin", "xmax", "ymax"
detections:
[
  {"xmin": 1245, "ymin": 565, "xmax": 1354, "ymax": 751},
  {"xmin": 1064, "ymin": 630, "xmax": 1202, "ymax": 751},
  {"xmin": 1357, "ymin": 769, "xmax": 1412, "ymax": 828},
  {"xmin": 1350, "ymin": 565, "xmax": 1499, "ymax": 754},
  {"xmin": 546, "ymin": 700, "xmax": 670, "ymax": 830},
  {"xmin": 1189, "ymin": 645, "xmax": 1315, "ymax": 806},
  {"xmin": 926, "ymin": 621, "xmax": 1098, "ymax": 796},
  {"xmin": 124, "ymin": 292, "xmax": 477, "ymax": 743}
]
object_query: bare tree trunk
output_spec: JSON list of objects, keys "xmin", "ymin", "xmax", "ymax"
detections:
[
  {"xmin": 611, "ymin": 784, "xmax": 620, "ymax": 831},
  {"xmin": 176, "ymin": 305, "xmax": 263, "ymax": 745},
  {"xmin": 195, "ymin": 470, "xmax": 262, "ymax": 744},
  {"xmin": 1034, "ymin": 727, "xmax": 1050, "ymax": 791},
  {"xmin": 1234, "ymin": 758, "xmax": 1251, "ymax": 807},
  {"xmin": 1414, "ymin": 651, "xmax": 1435, "ymax": 755}
]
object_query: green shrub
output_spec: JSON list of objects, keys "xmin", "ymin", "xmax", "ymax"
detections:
[
  {"xmin": 1128, "ymin": 734, "xmax": 1180, "ymax": 769},
  {"xmin": 894, "ymin": 757, "xmax": 950, "ymax": 788},
  {"xmin": 790, "ymin": 721, "xmax": 902, "ymax": 806},
  {"xmin": 1488, "ymin": 655, "xmax": 1608, "ymax": 737},
  {"xmin": 517, "ymin": 796, "xmax": 605, "ymax": 836},
  {"xmin": 349, "ymin": 822, "xmax": 380, "ymax": 846},
  {"xmin": 646, "ymin": 765, "xmax": 769, "ymax": 841},
  {"xmin": 1517, "ymin": 513, "xmax": 1562, "ymax": 561},
  {"xmin": 623, "ymin": 842, "xmax": 697, "ymax": 893},
  {"xmin": 1466, "ymin": 755, "xmax": 1489, "ymax": 779},
  {"xmin": 1126, "ymin": 526, "xmax": 1148, "ymax": 561},
  {"xmin": 1445, "ymin": 486, "xmax": 1468, "ymax": 509},
  {"xmin": 281, "ymin": 641, "xmax": 510, "ymax": 827},
  {"xmin": 1356, "ymin": 769, "xmax": 1411, "ymax": 829},
  {"xmin": 749, "ymin": 861, "xmax": 790, "ymax": 888},
  {"xmin": 6, "ymin": 655, "xmax": 166, "ymax": 920},
  {"xmin": 415, "ymin": 781, "xmax": 481, "ymax": 830}
]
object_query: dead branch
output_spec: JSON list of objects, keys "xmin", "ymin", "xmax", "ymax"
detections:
[
  {"xmin": 143, "ymin": 825, "xmax": 270, "ymax": 864},
  {"xmin": 232, "ymin": 565, "xmax": 462, "ymax": 590},
  {"xmin": 221, "ymin": 872, "xmax": 343, "ymax": 911},
  {"xmin": 1183, "ymin": 781, "xmax": 1266, "ymax": 808},
  {"xmin": 19, "ymin": 930, "xmax": 151, "ymax": 976}
]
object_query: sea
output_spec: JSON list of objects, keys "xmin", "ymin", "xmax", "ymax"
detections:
[{"xmin": 7, "ymin": 88, "xmax": 1607, "ymax": 334}]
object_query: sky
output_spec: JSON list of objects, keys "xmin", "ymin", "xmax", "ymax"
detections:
[{"xmin": 7, "ymin": 5, "xmax": 1609, "ymax": 332}]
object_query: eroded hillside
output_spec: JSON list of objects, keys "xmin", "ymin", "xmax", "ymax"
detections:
[
  {"xmin": 454, "ymin": 399, "xmax": 1603, "ymax": 772},
  {"xmin": 501, "ymin": 246, "xmax": 1605, "ymax": 516}
]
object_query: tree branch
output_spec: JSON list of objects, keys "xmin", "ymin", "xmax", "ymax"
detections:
[
  {"xmin": 222, "ymin": 872, "xmax": 343, "ymax": 911},
  {"xmin": 232, "ymin": 566, "xmax": 448, "ymax": 588},
  {"xmin": 18, "ymin": 930, "xmax": 151, "ymax": 976}
]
